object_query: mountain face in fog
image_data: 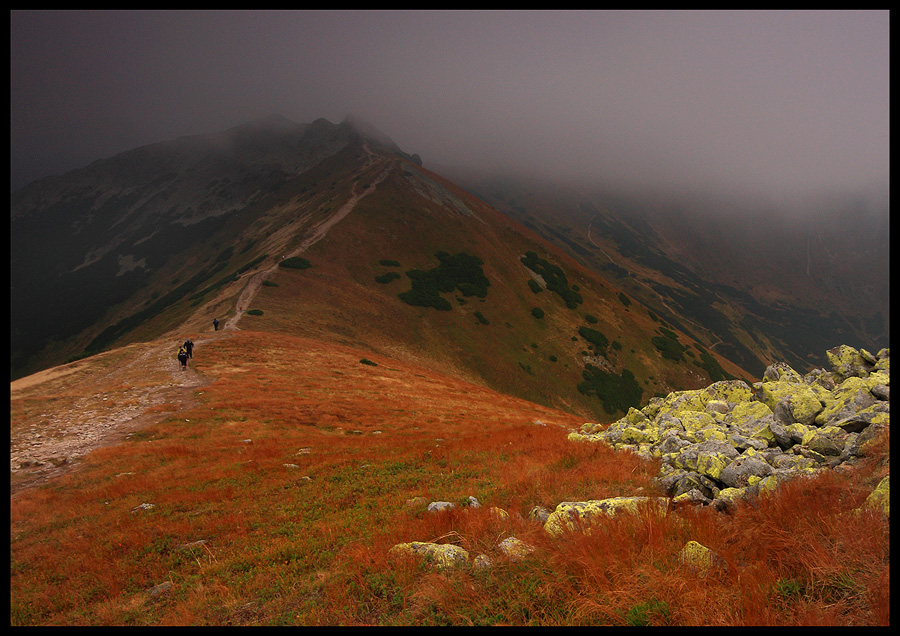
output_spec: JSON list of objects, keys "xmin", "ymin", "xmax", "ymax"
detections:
[
  {"xmin": 10, "ymin": 116, "xmax": 372, "ymax": 374},
  {"xmin": 454, "ymin": 173, "xmax": 888, "ymax": 374},
  {"xmin": 10, "ymin": 114, "xmax": 886, "ymax": 402},
  {"xmin": 10, "ymin": 115, "xmax": 750, "ymax": 422}
]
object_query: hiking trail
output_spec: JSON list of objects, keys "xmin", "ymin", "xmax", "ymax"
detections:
[
  {"xmin": 225, "ymin": 146, "xmax": 391, "ymax": 331},
  {"xmin": 10, "ymin": 332, "xmax": 229, "ymax": 496}
]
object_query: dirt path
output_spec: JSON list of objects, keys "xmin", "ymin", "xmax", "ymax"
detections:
[
  {"xmin": 10, "ymin": 332, "xmax": 230, "ymax": 496},
  {"xmin": 226, "ymin": 147, "xmax": 392, "ymax": 331},
  {"xmin": 11, "ymin": 148, "xmax": 391, "ymax": 495}
]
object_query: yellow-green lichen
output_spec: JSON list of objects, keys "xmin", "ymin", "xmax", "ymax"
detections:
[
  {"xmin": 390, "ymin": 542, "xmax": 469, "ymax": 569},
  {"xmin": 864, "ymin": 475, "xmax": 889, "ymax": 517},
  {"xmin": 544, "ymin": 497, "xmax": 668, "ymax": 536},
  {"xmin": 728, "ymin": 401, "xmax": 773, "ymax": 428},
  {"xmin": 679, "ymin": 411, "xmax": 717, "ymax": 432},
  {"xmin": 678, "ymin": 540, "xmax": 717, "ymax": 574}
]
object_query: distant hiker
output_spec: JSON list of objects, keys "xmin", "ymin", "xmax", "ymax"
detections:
[
  {"xmin": 177, "ymin": 346, "xmax": 188, "ymax": 370},
  {"xmin": 213, "ymin": 318, "xmax": 219, "ymax": 331},
  {"xmin": 184, "ymin": 339, "xmax": 194, "ymax": 358}
]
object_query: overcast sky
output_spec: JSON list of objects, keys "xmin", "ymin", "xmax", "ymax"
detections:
[{"xmin": 10, "ymin": 10, "xmax": 890, "ymax": 201}]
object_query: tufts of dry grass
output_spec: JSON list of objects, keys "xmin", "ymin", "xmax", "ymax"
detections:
[{"xmin": 10, "ymin": 331, "xmax": 889, "ymax": 625}]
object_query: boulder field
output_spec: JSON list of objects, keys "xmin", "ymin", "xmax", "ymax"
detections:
[
  {"xmin": 569, "ymin": 345, "xmax": 889, "ymax": 512},
  {"xmin": 390, "ymin": 345, "xmax": 888, "ymax": 571}
]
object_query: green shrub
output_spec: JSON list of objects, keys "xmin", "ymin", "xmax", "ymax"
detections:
[
  {"xmin": 398, "ymin": 251, "xmax": 489, "ymax": 311},
  {"xmin": 527, "ymin": 279, "xmax": 542, "ymax": 294},
  {"xmin": 651, "ymin": 331, "xmax": 687, "ymax": 361},
  {"xmin": 584, "ymin": 313, "xmax": 598, "ymax": 324},
  {"xmin": 473, "ymin": 311, "xmax": 489, "ymax": 325},
  {"xmin": 261, "ymin": 280, "xmax": 279, "ymax": 287},
  {"xmin": 246, "ymin": 309, "xmax": 264, "ymax": 316},
  {"xmin": 531, "ymin": 307, "xmax": 545, "ymax": 319},
  {"xmin": 520, "ymin": 251, "xmax": 582, "ymax": 309},
  {"xmin": 375, "ymin": 272, "xmax": 401, "ymax": 284},
  {"xmin": 578, "ymin": 326, "xmax": 609, "ymax": 354},
  {"xmin": 577, "ymin": 365, "xmax": 643, "ymax": 415},
  {"xmin": 618, "ymin": 292, "xmax": 631, "ymax": 307},
  {"xmin": 378, "ymin": 259, "xmax": 401, "ymax": 267},
  {"xmin": 279, "ymin": 256, "xmax": 312, "ymax": 269},
  {"xmin": 360, "ymin": 358, "xmax": 378, "ymax": 366}
]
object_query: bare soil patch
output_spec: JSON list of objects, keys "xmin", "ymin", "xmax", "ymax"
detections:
[{"xmin": 10, "ymin": 334, "xmax": 227, "ymax": 496}]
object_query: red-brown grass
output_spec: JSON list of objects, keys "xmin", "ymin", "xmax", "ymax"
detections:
[{"xmin": 10, "ymin": 331, "xmax": 889, "ymax": 625}]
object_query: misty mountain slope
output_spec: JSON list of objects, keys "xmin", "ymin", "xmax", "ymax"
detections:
[
  {"xmin": 10, "ymin": 115, "xmax": 750, "ymax": 420},
  {"xmin": 10, "ymin": 116, "xmax": 393, "ymax": 378},
  {"xmin": 232, "ymin": 154, "xmax": 751, "ymax": 417},
  {"xmin": 455, "ymin": 175, "xmax": 888, "ymax": 376}
]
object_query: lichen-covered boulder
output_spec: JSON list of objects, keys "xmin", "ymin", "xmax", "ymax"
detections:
[
  {"xmin": 390, "ymin": 542, "xmax": 469, "ymax": 569},
  {"xmin": 544, "ymin": 497, "xmax": 669, "ymax": 536},
  {"xmin": 771, "ymin": 388, "xmax": 824, "ymax": 426},
  {"xmin": 802, "ymin": 426, "xmax": 847, "ymax": 456},
  {"xmin": 700, "ymin": 380, "xmax": 754, "ymax": 404},
  {"xmin": 670, "ymin": 440, "xmax": 739, "ymax": 481},
  {"xmin": 827, "ymin": 345, "xmax": 875, "ymax": 381},
  {"xmin": 725, "ymin": 400, "xmax": 771, "ymax": 426},
  {"xmin": 815, "ymin": 377, "xmax": 877, "ymax": 427},
  {"xmin": 719, "ymin": 455, "xmax": 775, "ymax": 488},
  {"xmin": 677, "ymin": 540, "xmax": 724, "ymax": 575},
  {"xmin": 497, "ymin": 536, "xmax": 536, "ymax": 561},
  {"xmin": 863, "ymin": 475, "xmax": 890, "ymax": 517},
  {"xmin": 427, "ymin": 501, "xmax": 456, "ymax": 512}
]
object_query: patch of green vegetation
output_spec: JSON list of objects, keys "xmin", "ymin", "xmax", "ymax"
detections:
[
  {"xmin": 623, "ymin": 598, "xmax": 671, "ymax": 626},
  {"xmin": 618, "ymin": 292, "xmax": 631, "ymax": 307},
  {"xmin": 773, "ymin": 577, "xmax": 806, "ymax": 600},
  {"xmin": 584, "ymin": 313, "xmax": 598, "ymax": 324},
  {"xmin": 527, "ymin": 279, "xmax": 542, "ymax": 294},
  {"xmin": 398, "ymin": 251, "xmax": 489, "ymax": 311},
  {"xmin": 520, "ymin": 251, "xmax": 582, "ymax": 309},
  {"xmin": 651, "ymin": 327, "xmax": 687, "ymax": 362},
  {"xmin": 531, "ymin": 307, "xmax": 545, "ymax": 319},
  {"xmin": 360, "ymin": 358, "xmax": 378, "ymax": 366},
  {"xmin": 473, "ymin": 311, "xmax": 490, "ymax": 325},
  {"xmin": 246, "ymin": 309, "xmax": 264, "ymax": 316},
  {"xmin": 261, "ymin": 280, "xmax": 279, "ymax": 287},
  {"xmin": 375, "ymin": 272, "xmax": 401, "ymax": 284},
  {"xmin": 692, "ymin": 345, "xmax": 732, "ymax": 382},
  {"xmin": 279, "ymin": 256, "xmax": 312, "ymax": 269},
  {"xmin": 378, "ymin": 259, "xmax": 401, "ymax": 267},
  {"xmin": 578, "ymin": 326, "xmax": 609, "ymax": 354},
  {"xmin": 577, "ymin": 365, "xmax": 643, "ymax": 415}
]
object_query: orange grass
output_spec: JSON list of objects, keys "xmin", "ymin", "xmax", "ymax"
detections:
[{"xmin": 10, "ymin": 330, "xmax": 890, "ymax": 625}]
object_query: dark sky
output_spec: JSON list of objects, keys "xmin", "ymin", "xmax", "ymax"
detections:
[{"xmin": 10, "ymin": 10, "xmax": 890, "ymax": 202}]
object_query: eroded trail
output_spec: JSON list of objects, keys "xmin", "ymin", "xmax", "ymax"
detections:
[
  {"xmin": 10, "ymin": 332, "xmax": 229, "ymax": 496},
  {"xmin": 225, "ymin": 147, "xmax": 391, "ymax": 331}
]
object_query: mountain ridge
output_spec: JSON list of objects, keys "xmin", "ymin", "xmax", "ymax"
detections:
[{"xmin": 11, "ymin": 115, "xmax": 750, "ymax": 421}]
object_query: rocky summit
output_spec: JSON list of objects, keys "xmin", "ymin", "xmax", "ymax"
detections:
[{"xmin": 569, "ymin": 345, "xmax": 890, "ymax": 512}]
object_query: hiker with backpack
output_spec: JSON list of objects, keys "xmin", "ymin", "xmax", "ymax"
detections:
[
  {"xmin": 213, "ymin": 318, "xmax": 219, "ymax": 331},
  {"xmin": 184, "ymin": 338, "xmax": 194, "ymax": 358},
  {"xmin": 177, "ymin": 345, "xmax": 188, "ymax": 370}
]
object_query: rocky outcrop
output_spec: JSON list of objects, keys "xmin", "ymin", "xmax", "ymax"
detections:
[
  {"xmin": 389, "ymin": 346, "xmax": 888, "ymax": 570},
  {"xmin": 569, "ymin": 345, "xmax": 889, "ymax": 512}
]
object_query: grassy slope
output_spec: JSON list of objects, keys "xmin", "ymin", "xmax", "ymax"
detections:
[
  {"xmin": 244, "ymin": 158, "xmax": 753, "ymax": 421},
  {"xmin": 10, "ymin": 329, "xmax": 889, "ymax": 625}
]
